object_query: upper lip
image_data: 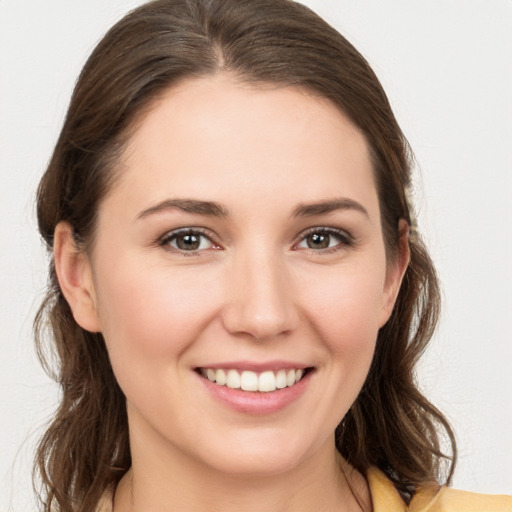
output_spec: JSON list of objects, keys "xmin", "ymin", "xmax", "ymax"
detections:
[{"xmin": 195, "ymin": 360, "xmax": 311, "ymax": 372}]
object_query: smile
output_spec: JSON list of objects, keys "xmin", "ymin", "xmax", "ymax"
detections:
[{"xmin": 198, "ymin": 368, "xmax": 307, "ymax": 392}]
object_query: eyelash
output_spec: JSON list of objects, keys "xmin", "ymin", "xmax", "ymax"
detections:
[
  {"xmin": 158, "ymin": 228, "xmax": 219, "ymax": 255},
  {"xmin": 294, "ymin": 227, "xmax": 354, "ymax": 254},
  {"xmin": 157, "ymin": 226, "xmax": 354, "ymax": 255}
]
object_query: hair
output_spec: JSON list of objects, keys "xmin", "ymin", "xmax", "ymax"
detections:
[{"xmin": 34, "ymin": 0, "xmax": 456, "ymax": 510}]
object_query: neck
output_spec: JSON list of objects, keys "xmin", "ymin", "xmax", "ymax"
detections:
[{"xmin": 113, "ymin": 431, "xmax": 371, "ymax": 512}]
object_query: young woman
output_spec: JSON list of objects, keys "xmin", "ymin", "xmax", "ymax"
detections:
[{"xmin": 33, "ymin": 1, "xmax": 511, "ymax": 511}]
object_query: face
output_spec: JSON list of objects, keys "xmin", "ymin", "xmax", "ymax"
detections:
[{"xmin": 64, "ymin": 74, "xmax": 405, "ymax": 477}]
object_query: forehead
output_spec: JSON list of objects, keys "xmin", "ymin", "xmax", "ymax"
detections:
[{"xmin": 107, "ymin": 74, "xmax": 378, "ymax": 220}]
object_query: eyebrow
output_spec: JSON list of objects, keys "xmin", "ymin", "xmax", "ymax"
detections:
[
  {"xmin": 136, "ymin": 198, "xmax": 229, "ymax": 220},
  {"xmin": 135, "ymin": 197, "xmax": 368, "ymax": 221},
  {"xmin": 292, "ymin": 198, "xmax": 369, "ymax": 218}
]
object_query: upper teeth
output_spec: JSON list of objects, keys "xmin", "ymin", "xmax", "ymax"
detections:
[{"xmin": 200, "ymin": 368, "xmax": 305, "ymax": 392}]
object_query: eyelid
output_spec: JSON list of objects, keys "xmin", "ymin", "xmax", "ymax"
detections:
[
  {"xmin": 158, "ymin": 227, "xmax": 221, "ymax": 252},
  {"xmin": 156, "ymin": 225, "xmax": 354, "ymax": 254},
  {"xmin": 293, "ymin": 226, "xmax": 354, "ymax": 252}
]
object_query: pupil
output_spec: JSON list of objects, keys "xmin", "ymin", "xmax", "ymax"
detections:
[
  {"xmin": 308, "ymin": 233, "xmax": 329, "ymax": 249},
  {"xmin": 177, "ymin": 234, "xmax": 200, "ymax": 250}
]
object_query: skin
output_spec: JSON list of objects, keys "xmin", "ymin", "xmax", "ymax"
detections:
[{"xmin": 54, "ymin": 74, "xmax": 409, "ymax": 512}]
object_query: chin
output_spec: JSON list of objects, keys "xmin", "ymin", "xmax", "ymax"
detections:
[{"xmin": 193, "ymin": 427, "xmax": 326, "ymax": 478}]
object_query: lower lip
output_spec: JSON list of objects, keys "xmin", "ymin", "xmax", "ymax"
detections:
[{"xmin": 197, "ymin": 371, "xmax": 312, "ymax": 415}]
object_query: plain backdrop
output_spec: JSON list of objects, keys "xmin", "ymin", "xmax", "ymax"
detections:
[{"xmin": 1, "ymin": 1, "xmax": 511, "ymax": 510}]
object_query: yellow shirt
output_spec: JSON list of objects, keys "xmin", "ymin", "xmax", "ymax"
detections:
[
  {"xmin": 366, "ymin": 467, "xmax": 512, "ymax": 512},
  {"xmin": 95, "ymin": 467, "xmax": 512, "ymax": 511}
]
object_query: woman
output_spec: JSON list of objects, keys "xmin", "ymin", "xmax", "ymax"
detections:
[{"xmin": 33, "ymin": 0, "xmax": 511, "ymax": 511}]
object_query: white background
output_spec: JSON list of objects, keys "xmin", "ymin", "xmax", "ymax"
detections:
[{"xmin": 1, "ymin": 1, "xmax": 511, "ymax": 510}]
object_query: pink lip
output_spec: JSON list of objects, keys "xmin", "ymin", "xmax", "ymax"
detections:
[
  {"xmin": 196, "ymin": 368, "xmax": 312, "ymax": 415},
  {"xmin": 195, "ymin": 360, "xmax": 309, "ymax": 372}
]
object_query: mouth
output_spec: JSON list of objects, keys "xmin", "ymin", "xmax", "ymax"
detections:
[{"xmin": 196, "ymin": 367, "xmax": 313, "ymax": 393}]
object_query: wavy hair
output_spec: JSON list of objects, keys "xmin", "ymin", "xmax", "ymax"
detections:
[{"xmin": 34, "ymin": 0, "xmax": 456, "ymax": 510}]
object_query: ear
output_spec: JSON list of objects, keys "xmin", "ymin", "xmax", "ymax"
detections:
[
  {"xmin": 379, "ymin": 219, "xmax": 410, "ymax": 327},
  {"xmin": 53, "ymin": 222, "xmax": 101, "ymax": 333}
]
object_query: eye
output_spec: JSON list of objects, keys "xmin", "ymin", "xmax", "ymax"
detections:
[
  {"xmin": 160, "ymin": 228, "xmax": 216, "ymax": 252},
  {"xmin": 296, "ymin": 228, "xmax": 352, "ymax": 252}
]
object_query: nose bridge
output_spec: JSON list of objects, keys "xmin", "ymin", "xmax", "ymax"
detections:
[{"xmin": 222, "ymin": 242, "xmax": 298, "ymax": 340}]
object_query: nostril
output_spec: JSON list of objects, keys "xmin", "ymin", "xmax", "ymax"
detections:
[
  {"xmin": 220, "ymin": 307, "xmax": 299, "ymax": 341},
  {"xmin": 220, "ymin": 265, "xmax": 299, "ymax": 340}
]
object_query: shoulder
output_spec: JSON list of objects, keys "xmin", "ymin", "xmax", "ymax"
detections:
[
  {"xmin": 95, "ymin": 468, "xmax": 512, "ymax": 512},
  {"xmin": 366, "ymin": 467, "xmax": 512, "ymax": 512},
  {"xmin": 410, "ymin": 485, "xmax": 512, "ymax": 512}
]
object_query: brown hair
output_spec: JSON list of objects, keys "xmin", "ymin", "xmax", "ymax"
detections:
[{"xmin": 34, "ymin": 0, "xmax": 456, "ymax": 510}]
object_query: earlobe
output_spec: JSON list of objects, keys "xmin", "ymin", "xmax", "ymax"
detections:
[
  {"xmin": 53, "ymin": 222, "xmax": 101, "ymax": 333},
  {"xmin": 379, "ymin": 220, "xmax": 410, "ymax": 326}
]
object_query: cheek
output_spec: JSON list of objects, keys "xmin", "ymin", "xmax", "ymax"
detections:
[
  {"xmin": 301, "ymin": 262, "xmax": 386, "ymax": 368},
  {"xmin": 290, "ymin": 263, "xmax": 386, "ymax": 435},
  {"xmin": 93, "ymin": 259, "xmax": 221, "ymax": 369},
  {"xmin": 308, "ymin": 266, "xmax": 386, "ymax": 332}
]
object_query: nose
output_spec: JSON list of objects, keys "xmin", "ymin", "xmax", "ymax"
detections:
[{"xmin": 221, "ymin": 248, "xmax": 299, "ymax": 341}]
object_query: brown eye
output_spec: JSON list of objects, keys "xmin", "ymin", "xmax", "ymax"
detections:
[
  {"xmin": 305, "ymin": 232, "xmax": 331, "ymax": 249},
  {"xmin": 161, "ymin": 230, "xmax": 214, "ymax": 252},
  {"xmin": 296, "ymin": 228, "xmax": 351, "ymax": 251},
  {"xmin": 176, "ymin": 233, "xmax": 201, "ymax": 250}
]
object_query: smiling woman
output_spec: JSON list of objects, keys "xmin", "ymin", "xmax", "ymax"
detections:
[
  {"xmin": 55, "ymin": 77, "xmax": 397, "ymax": 487},
  {"xmin": 31, "ymin": 1, "xmax": 511, "ymax": 512}
]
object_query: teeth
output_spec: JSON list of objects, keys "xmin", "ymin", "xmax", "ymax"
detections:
[
  {"xmin": 226, "ymin": 369, "xmax": 241, "ymax": 389},
  {"xmin": 240, "ymin": 371, "xmax": 258, "ymax": 391},
  {"xmin": 259, "ymin": 371, "xmax": 276, "ymax": 392},
  {"xmin": 216, "ymin": 369, "xmax": 227, "ymax": 386},
  {"xmin": 200, "ymin": 367, "xmax": 306, "ymax": 392},
  {"xmin": 275, "ymin": 369, "xmax": 287, "ymax": 389}
]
